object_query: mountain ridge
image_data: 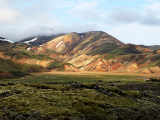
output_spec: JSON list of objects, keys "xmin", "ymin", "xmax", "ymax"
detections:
[{"xmin": 0, "ymin": 31, "xmax": 160, "ymax": 76}]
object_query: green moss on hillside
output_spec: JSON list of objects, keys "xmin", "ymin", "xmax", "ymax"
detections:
[
  {"xmin": 47, "ymin": 49, "xmax": 64, "ymax": 55},
  {"xmin": 0, "ymin": 80, "xmax": 160, "ymax": 119},
  {"xmin": 47, "ymin": 61, "xmax": 72, "ymax": 71},
  {"xmin": 0, "ymin": 60, "xmax": 29, "ymax": 78},
  {"xmin": 0, "ymin": 58, "xmax": 47, "ymax": 78},
  {"xmin": 3, "ymin": 50, "xmax": 52, "ymax": 60}
]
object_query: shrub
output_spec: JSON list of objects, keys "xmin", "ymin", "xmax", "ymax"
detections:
[{"xmin": 123, "ymin": 90, "xmax": 140, "ymax": 98}]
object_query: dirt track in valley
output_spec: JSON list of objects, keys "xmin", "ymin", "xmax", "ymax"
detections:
[{"xmin": 32, "ymin": 71, "xmax": 160, "ymax": 77}]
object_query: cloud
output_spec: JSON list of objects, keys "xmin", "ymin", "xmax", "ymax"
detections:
[
  {"xmin": 0, "ymin": 1, "xmax": 20, "ymax": 25},
  {"xmin": 140, "ymin": 2, "xmax": 160, "ymax": 25},
  {"xmin": 0, "ymin": 0, "xmax": 99, "ymax": 42},
  {"xmin": 0, "ymin": 23, "xmax": 97, "ymax": 42},
  {"xmin": 68, "ymin": 1, "xmax": 101, "ymax": 20},
  {"xmin": 0, "ymin": 0, "xmax": 98, "ymax": 39},
  {"xmin": 107, "ymin": 23, "xmax": 160, "ymax": 45},
  {"xmin": 108, "ymin": 2, "xmax": 160, "ymax": 26},
  {"xmin": 141, "ymin": 16, "xmax": 160, "ymax": 25},
  {"xmin": 109, "ymin": 7, "xmax": 141, "ymax": 23},
  {"xmin": 143, "ymin": 2, "xmax": 160, "ymax": 10}
]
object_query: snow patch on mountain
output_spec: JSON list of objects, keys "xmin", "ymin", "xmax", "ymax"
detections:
[
  {"xmin": 56, "ymin": 41, "xmax": 63, "ymax": 48},
  {"xmin": 24, "ymin": 37, "xmax": 38, "ymax": 43},
  {"xmin": 27, "ymin": 47, "xmax": 31, "ymax": 50},
  {"xmin": 0, "ymin": 38, "xmax": 14, "ymax": 43}
]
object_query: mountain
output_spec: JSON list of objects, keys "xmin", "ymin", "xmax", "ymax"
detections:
[
  {"xmin": 69, "ymin": 31, "xmax": 124, "ymax": 55},
  {"xmin": 18, "ymin": 34, "xmax": 65, "ymax": 46},
  {"xmin": 0, "ymin": 37, "xmax": 14, "ymax": 43},
  {"xmin": 140, "ymin": 45, "xmax": 160, "ymax": 51},
  {"xmin": 17, "ymin": 31, "xmax": 123, "ymax": 54},
  {"xmin": 108, "ymin": 43, "xmax": 153, "ymax": 55},
  {"xmin": 36, "ymin": 31, "xmax": 124, "ymax": 56},
  {"xmin": 0, "ymin": 31, "xmax": 160, "ymax": 75},
  {"xmin": 28, "ymin": 31, "xmax": 152, "ymax": 57}
]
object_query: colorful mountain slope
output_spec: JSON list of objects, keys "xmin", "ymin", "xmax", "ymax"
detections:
[
  {"xmin": 42, "ymin": 32, "xmax": 81, "ymax": 53},
  {"xmin": 0, "ymin": 58, "xmax": 29, "ymax": 78},
  {"xmin": 19, "ymin": 34, "xmax": 65, "ymax": 46},
  {"xmin": 70, "ymin": 31, "xmax": 124, "ymax": 55},
  {"xmin": 108, "ymin": 44, "xmax": 153, "ymax": 55},
  {"xmin": 0, "ymin": 31, "xmax": 160, "ymax": 74},
  {"xmin": 0, "ymin": 58, "xmax": 49, "ymax": 79}
]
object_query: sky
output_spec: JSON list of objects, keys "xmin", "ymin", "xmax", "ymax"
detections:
[{"xmin": 0, "ymin": 0, "xmax": 160, "ymax": 45}]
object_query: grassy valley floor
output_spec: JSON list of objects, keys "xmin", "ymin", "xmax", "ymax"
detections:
[
  {"xmin": 0, "ymin": 72, "xmax": 160, "ymax": 120},
  {"xmin": 32, "ymin": 71, "xmax": 160, "ymax": 77}
]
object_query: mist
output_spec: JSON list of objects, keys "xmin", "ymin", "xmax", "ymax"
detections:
[{"xmin": 0, "ymin": 24, "xmax": 97, "ymax": 42}]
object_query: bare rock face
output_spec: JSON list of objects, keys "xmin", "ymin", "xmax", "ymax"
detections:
[
  {"xmin": 157, "ymin": 49, "xmax": 160, "ymax": 54},
  {"xmin": 30, "ymin": 47, "xmax": 47, "ymax": 54},
  {"xmin": 64, "ymin": 65, "xmax": 80, "ymax": 72},
  {"xmin": 141, "ymin": 66, "xmax": 160, "ymax": 74},
  {"xmin": 82, "ymin": 58, "xmax": 122, "ymax": 72},
  {"xmin": 42, "ymin": 33, "xmax": 81, "ymax": 53},
  {"xmin": 111, "ymin": 62, "xmax": 123, "ymax": 71},
  {"xmin": 50, "ymin": 64, "xmax": 80, "ymax": 72},
  {"xmin": 148, "ymin": 66, "xmax": 160, "ymax": 73},
  {"xmin": 139, "ymin": 60, "xmax": 151, "ymax": 69},
  {"xmin": 83, "ymin": 58, "xmax": 110, "ymax": 72},
  {"xmin": 141, "ymin": 68, "xmax": 152, "ymax": 74},
  {"xmin": 16, "ymin": 58, "xmax": 52, "ymax": 67},
  {"xmin": 69, "ymin": 54, "xmax": 100, "ymax": 68},
  {"xmin": 125, "ymin": 62, "xmax": 139, "ymax": 72}
]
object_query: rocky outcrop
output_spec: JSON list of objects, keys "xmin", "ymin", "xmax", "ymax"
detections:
[
  {"xmin": 141, "ymin": 66, "xmax": 160, "ymax": 74},
  {"xmin": 51, "ymin": 64, "xmax": 80, "ymax": 72},
  {"xmin": 83, "ymin": 58, "xmax": 110, "ymax": 72},
  {"xmin": 156, "ymin": 49, "xmax": 160, "ymax": 54},
  {"xmin": 30, "ymin": 47, "xmax": 47, "ymax": 54},
  {"xmin": 148, "ymin": 66, "xmax": 160, "ymax": 73},
  {"xmin": 42, "ymin": 33, "xmax": 81, "ymax": 53},
  {"xmin": 141, "ymin": 68, "xmax": 152, "ymax": 74},
  {"xmin": 125, "ymin": 62, "xmax": 139, "ymax": 72},
  {"xmin": 64, "ymin": 65, "xmax": 80, "ymax": 72},
  {"xmin": 110, "ymin": 62, "xmax": 123, "ymax": 71},
  {"xmin": 69, "ymin": 54, "xmax": 100, "ymax": 68},
  {"xmin": 82, "ymin": 58, "xmax": 122, "ymax": 72}
]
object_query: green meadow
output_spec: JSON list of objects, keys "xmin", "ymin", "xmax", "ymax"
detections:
[
  {"xmin": 5, "ymin": 74, "xmax": 146, "ymax": 84},
  {"xmin": 1, "ymin": 73, "xmax": 160, "ymax": 120}
]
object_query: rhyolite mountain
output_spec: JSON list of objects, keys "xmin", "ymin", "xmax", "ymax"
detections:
[
  {"xmin": 0, "ymin": 31, "xmax": 160, "ymax": 77},
  {"xmin": 18, "ymin": 34, "xmax": 65, "ymax": 46},
  {"xmin": 18, "ymin": 31, "xmax": 124, "ymax": 54},
  {"xmin": 140, "ymin": 45, "xmax": 160, "ymax": 51}
]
